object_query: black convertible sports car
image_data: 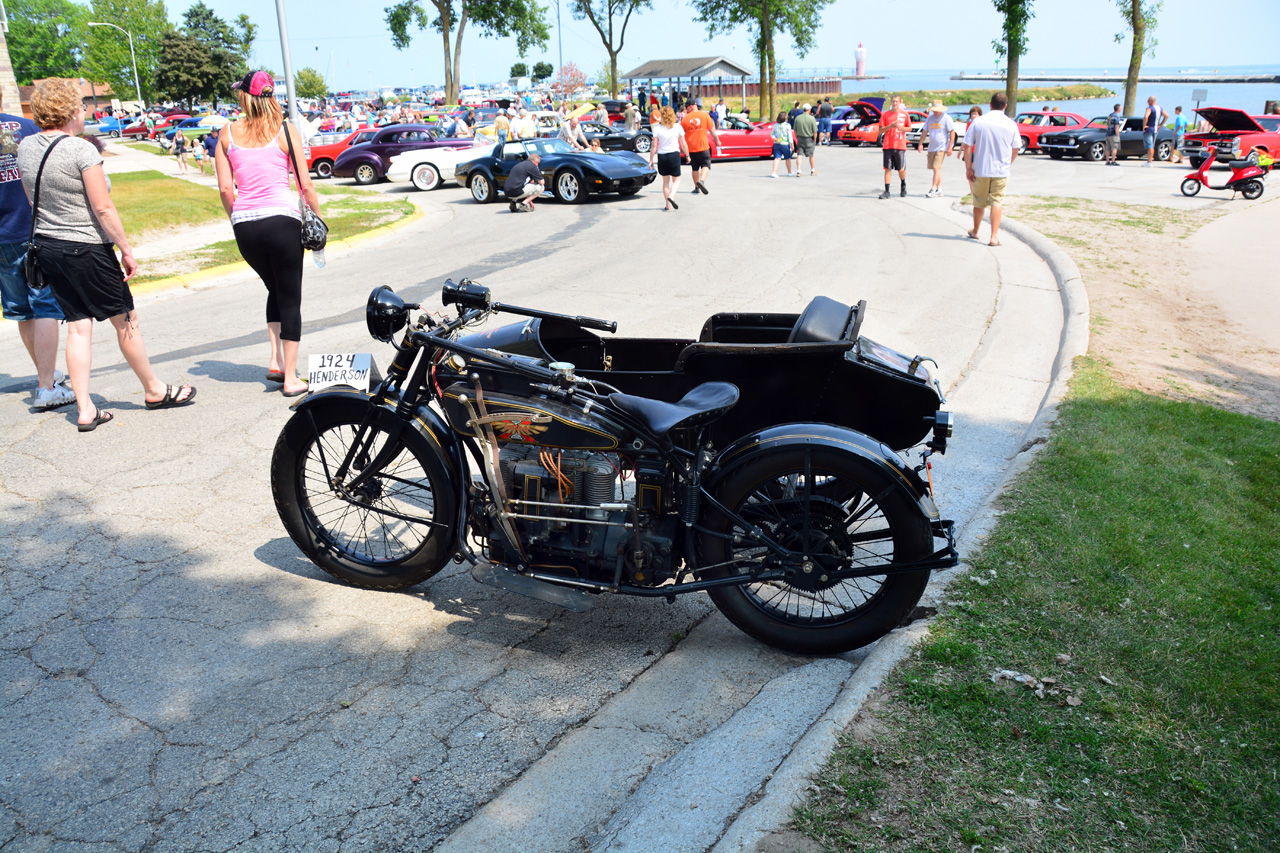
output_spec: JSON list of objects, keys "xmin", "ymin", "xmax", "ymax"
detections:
[
  {"xmin": 577, "ymin": 120, "xmax": 654, "ymax": 154},
  {"xmin": 1039, "ymin": 116, "xmax": 1175, "ymax": 162},
  {"xmin": 455, "ymin": 138, "xmax": 657, "ymax": 204}
]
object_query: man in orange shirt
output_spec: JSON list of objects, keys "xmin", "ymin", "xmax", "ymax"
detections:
[
  {"xmin": 681, "ymin": 103, "xmax": 720, "ymax": 195},
  {"xmin": 878, "ymin": 94, "xmax": 912, "ymax": 199}
]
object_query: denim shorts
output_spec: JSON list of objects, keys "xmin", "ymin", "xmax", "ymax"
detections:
[
  {"xmin": 1143, "ymin": 131, "xmax": 1156, "ymax": 149},
  {"xmin": 0, "ymin": 241, "xmax": 63, "ymax": 322},
  {"xmin": 817, "ymin": 117, "xmax": 832, "ymax": 134}
]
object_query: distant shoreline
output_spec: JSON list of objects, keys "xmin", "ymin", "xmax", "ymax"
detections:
[{"xmin": 954, "ymin": 73, "xmax": 1280, "ymax": 84}]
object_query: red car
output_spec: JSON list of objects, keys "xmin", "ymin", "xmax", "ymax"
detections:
[
  {"xmin": 148, "ymin": 114, "xmax": 191, "ymax": 139},
  {"xmin": 307, "ymin": 127, "xmax": 375, "ymax": 178},
  {"xmin": 1013, "ymin": 111, "xmax": 1088, "ymax": 153},
  {"xmin": 837, "ymin": 99, "xmax": 928, "ymax": 147},
  {"xmin": 1182, "ymin": 107, "xmax": 1280, "ymax": 166},
  {"xmin": 710, "ymin": 114, "xmax": 776, "ymax": 159}
]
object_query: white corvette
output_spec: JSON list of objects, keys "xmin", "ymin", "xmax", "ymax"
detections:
[{"xmin": 386, "ymin": 139, "xmax": 498, "ymax": 191}]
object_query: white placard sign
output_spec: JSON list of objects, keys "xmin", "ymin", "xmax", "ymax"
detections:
[{"xmin": 308, "ymin": 353, "xmax": 374, "ymax": 392}]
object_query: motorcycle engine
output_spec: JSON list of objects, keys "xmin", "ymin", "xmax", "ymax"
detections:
[{"xmin": 480, "ymin": 445, "xmax": 677, "ymax": 586}]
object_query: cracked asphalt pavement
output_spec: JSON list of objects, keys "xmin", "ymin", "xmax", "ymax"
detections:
[{"xmin": 1, "ymin": 146, "xmax": 1063, "ymax": 851}]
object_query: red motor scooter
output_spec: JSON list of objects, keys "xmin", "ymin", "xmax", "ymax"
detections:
[{"xmin": 1181, "ymin": 145, "xmax": 1266, "ymax": 199}]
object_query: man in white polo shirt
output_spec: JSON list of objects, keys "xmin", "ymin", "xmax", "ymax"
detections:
[{"xmin": 963, "ymin": 92, "xmax": 1020, "ymax": 246}]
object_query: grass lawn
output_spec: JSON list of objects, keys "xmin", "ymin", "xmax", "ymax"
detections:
[
  {"xmin": 122, "ymin": 141, "xmax": 166, "ymax": 156},
  {"xmin": 795, "ymin": 357, "xmax": 1280, "ymax": 852},
  {"xmin": 111, "ymin": 170, "xmax": 224, "ymax": 235}
]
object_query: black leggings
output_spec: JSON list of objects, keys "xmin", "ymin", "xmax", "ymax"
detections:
[{"xmin": 233, "ymin": 215, "xmax": 304, "ymax": 341}]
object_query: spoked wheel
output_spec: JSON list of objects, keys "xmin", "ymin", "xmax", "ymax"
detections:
[
  {"xmin": 633, "ymin": 134, "xmax": 652, "ymax": 153},
  {"xmin": 699, "ymin": 447, "xmax": 932, "ymax": 654},
  {"xmin": 469, "ymin": 172, "xmax": 493, "ymax": 203},
  {"xmin": 1240, "ymin": 179, "xmax": 1265, "ymax": 200},
  {"xmin": 1181, "ymin": 178, "xmax": 1202, "ymax": 197},
  {"xmin": 353, "ymin": 163, "xmax": 379, "ymax": 185},
  {"xmin": 271, "ymin": 402, "xmax": 457, "ymax": 589}
]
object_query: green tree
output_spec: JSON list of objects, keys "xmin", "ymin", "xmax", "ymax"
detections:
[
  {"xmin": 1116, "ymin": 0, "xmax": 1160, "ymax": 115},
  {"xmin": 182, "ymin": 0, "xmax": 247, "ymax": 105},
  {"xmin": 384, "ymin": 0, "xmax": 550, "ymax": 104},
  {"xmin": 83, "ymin": 0, "xmax": 169, "ymax": 104},
  {"xmin": 991, "ymin": 0, "xmax": 1034, "ymax": 116},
  {"xmin": 595, "ymin": 57, "xmax": 617, "ymax": 95},
  {"xmin": 6, "ymin": 0, "xmax": 89, "ymax": 84},
  {"xmin": 532, "ymin": 60, "xmax": 552, "ymax": 81},
  {"xmin": 691, "ymin": 0, "xmax": 829, "ymax": 121},
  {"xmin": 233, "ymin": 13, "xmax": 258, "ymax": 59},
  {"xmin": 570, "ymin": 0, "xmax": 650, "ymax": 99},
  {"xmin": 510, "ymin": 61, "xmax": 528, "ymax": 78},
  {"xmin": 153, "ymin": 30, "xmax": 209, "ymax": 111},
  {"xmin": 295, "ymin": 67, "xmax": 327, "ymax": 100}
]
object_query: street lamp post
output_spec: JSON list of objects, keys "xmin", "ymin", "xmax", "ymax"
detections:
[{"xmin": 87, "ymin": 21, "xmax": 144, "ymax": 110}]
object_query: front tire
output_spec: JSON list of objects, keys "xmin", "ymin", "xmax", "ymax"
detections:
[
  {"xmin": 1048, "ymin": 150, "xmax": 1064, "ymax": 160},
  {"xmin": 1156, "ymin": 140, "xmax": 1172, "ymax": 161},
  {"xmin": 1019, "ymin": 135, "xmax": 1029, "ymax": 154},
  {"xmin": 554, "ymin": 169, "xmax": 585, "ymax": 203},
  {"xmin": 411, "ymin": 163, "xmax": 441, "ymax": 191},
  {"xmin": 1086, "ymin": 141, "xmax": 1106, "ymax": 162},
  {"xmin": 109, "ymin": 129, "xmax": 121, "ymax": 138},
  {"xmin": 469, "ymin": 172, "xmax": 494, "ymax": 203},
  {"xmin": 1181, "ymin": 178, "xmax": 1202, "ymax": 197},
  {"xmin": 1240, "ymin": 179, "xmax": 1264, "ymax": 200},
  {"xmin": 353, "ymin": 163, "xmax": 379, "ymax": 185},
  {"xmin": 699, "ymin": 447, "xmax": 933, "ymax": 654},
  {"xmin": 271, "ymin": 401, "xmax": 458, "ymax": 590}
]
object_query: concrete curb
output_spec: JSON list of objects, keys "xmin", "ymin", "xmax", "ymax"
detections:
[{"xmin": 711, "ymin": 210, "xmax": 1091, "ymax": 853}]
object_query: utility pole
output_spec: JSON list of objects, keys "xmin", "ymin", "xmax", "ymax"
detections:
[
  {"xmin": 274, "ymin": 0, "xmax": 301, "ymax": 126},
  {"xmin": 0, "ymin": 3, "xmax": 21, "ymax": 116},
  {"xmin": 556, "ymin": 0, "xmax": 563, "ymax": 79}
]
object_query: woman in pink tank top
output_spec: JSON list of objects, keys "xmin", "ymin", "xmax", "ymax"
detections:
[{"xmin": 215, "ymin": 70, "xmax": 321, "ymax": 397}]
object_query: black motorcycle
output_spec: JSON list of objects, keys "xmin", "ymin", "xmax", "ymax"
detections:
[{"xmin": 270, "ymin": 280, "xmax": 958, "ymax": 654}]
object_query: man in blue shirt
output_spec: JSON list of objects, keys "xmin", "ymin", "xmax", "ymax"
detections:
[
  {"xmin": 0, "ymin": 94, "xmax": 73, "ymax": 410},
  {"xmin": 1105, "ymin": 104, "xmax": 1123, "ymax": 166},
  {"xmin": 1171, "ymin": 106, "xmax": 1189, "ymax": 164}
]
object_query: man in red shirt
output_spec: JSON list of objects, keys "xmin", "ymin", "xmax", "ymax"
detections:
[
  {"xmin": 878, "ymin": 94, "xmax": 911, "ymax": 198},
  {"xmin": 681, "ymin": 103, "xmax": 720, "ymax": 195}
]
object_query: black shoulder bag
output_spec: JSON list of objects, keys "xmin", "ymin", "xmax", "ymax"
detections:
[
  {"xmin": 25, "ymin": 134, "xmax": 68, "ymax": 289},
  {"xmin": 282, "ymin": 122, "xmax": 328, "ymax": 251}
]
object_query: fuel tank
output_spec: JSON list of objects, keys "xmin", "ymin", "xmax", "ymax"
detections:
[{"xmin": 439, "ymin": 381, "xmax": 633, "ymax": 451}]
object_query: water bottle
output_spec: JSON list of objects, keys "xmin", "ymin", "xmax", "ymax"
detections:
[{"xmin": 313, "ymin": 248, "xmax": 326, "ymax": 269}]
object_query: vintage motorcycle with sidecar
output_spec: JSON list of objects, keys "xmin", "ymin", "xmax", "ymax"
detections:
[{"xmin": 270, "ymin": 280, "xmax": 958, "ymax": 654}]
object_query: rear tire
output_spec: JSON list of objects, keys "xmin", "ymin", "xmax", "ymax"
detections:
[
  {"xmin": 469, "ymin": 172, "xmax": 494, "ymax": 203},
  {"xmin": 411, "ymin": 163, "xmax": 441, "ymax": 191},
  {"xmin": 1180, "ymin": 178, "xmax": 1202, "ymax": 197},
  {"xmin": 314, "ymin": 159, "xmax": 334, "ymax": 179},
  {"xmin": 633, "ymin": 134, "xmax": 652, "ymax": 153},
  {"xmin": 271, "ymin": 401, "xmax": 458, "ymax": 590},
  {"xmin": 1156, "ymin": 140, "xmax": 1172, "ymax": 161},
  {"xmin": 699, "ymin": 447, "xmax": 933, "ymax": 655},
  {"xmin": 1240, "ymin": 179, "xmax": 1264, "ymax": 200}
]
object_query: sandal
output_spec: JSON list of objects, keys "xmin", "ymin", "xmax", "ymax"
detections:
[
  {"xmin": 77, "ymin": 408, "xmax": 114, "ymax": 432},
  {"xmin": 145, "ymin": 383, "xmax": 197, "ymax": 410},
  {"xmin": 266, "ymin": 371, "xmax": 285, "ymax": 382}
]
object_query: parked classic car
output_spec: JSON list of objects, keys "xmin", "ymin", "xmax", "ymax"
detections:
[
  {"xmin": 1039, "ymin": 116, "xmax": 1175, "ymax": 161},
  {"xmin": 906, "ymin": 112, "xmax": 973, "ymax": 148},
  {"xmin": 1011, "ymin": 111, "xmax": 1089, "ymax": 152},
  {"xmin": 387, "ymin": 139, "xmax": 498, "ymax": 191},
  {"xmin": 577, "ymin": 120, "xmax": 654, "ymax": 154},
  {"xmin": 712, "ymin": 114, "xmax": 776, "ymax": 159},
  {"xmin": 307, "ymin": 127, "xmax": 375, "ymax": 178},
  {"xmin": 455, "ymin": 137, "xmax": 656, "ymax": 204},
  {"xmin": 1183, "ymin": 108, "xmax": 1280, "ymax": 167},
  {"xmin": 333, "ymin": 124, "xmax": 475, "ymax": 184}
]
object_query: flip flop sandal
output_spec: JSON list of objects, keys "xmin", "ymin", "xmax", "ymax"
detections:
[
  {"xmin": 77, "ymin": 409, "xmax": 114, "ymax": 432},
  {"xmin": 282, "ymin": 387, "xmax": 309, "ymax": 398},
  {"xmin": 266, "ymin": 371, "xmax": 285, "ymax": 382},
  {"xmin": 145, "ymin": 384, "xmax": 197, "ymax": 410}
]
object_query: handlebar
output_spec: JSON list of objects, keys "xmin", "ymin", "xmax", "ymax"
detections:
[
  {"xmin": 493, "ymin": 301, "xmax": 618, "ymax": 333},
  {"xmin": 441, "ymin": 278, "xmax": 617, "ymax": 334}
]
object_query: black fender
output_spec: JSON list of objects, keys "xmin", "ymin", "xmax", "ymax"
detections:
[
  {"xmin": 707, "ymin": 422, "xmax": 939, "ymax": 522},
  {"xmin": 290, "ymin": 387, "xmax": 462, "ymax": 481}
]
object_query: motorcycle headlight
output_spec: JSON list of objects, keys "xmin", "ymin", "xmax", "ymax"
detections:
[{"xmin": 367, "ymin": 285, "xmax": 411, "ymax": 343}]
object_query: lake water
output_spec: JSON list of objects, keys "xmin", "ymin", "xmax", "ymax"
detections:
[{"xmin": 839, "ymin": 65, "xmax": 1280, "ymax": 116}]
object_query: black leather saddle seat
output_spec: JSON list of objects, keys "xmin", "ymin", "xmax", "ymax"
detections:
[
  {"xmin": 788, "ymin": 295, "xmax": 854, "ymax": 343},
  {"xmin": 609, "ymin": 382, "xmax": 740, "ymax": 436},
  {"xmin": 1228, "ymin": 159, "xmax": 1253, "ymax": 170}
]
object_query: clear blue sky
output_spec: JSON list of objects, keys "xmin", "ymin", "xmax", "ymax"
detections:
[{"xmin": 188, "ymin": 0, "xmax": 1280, "ymax": 92}]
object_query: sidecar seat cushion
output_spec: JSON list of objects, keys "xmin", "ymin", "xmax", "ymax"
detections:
[
  {"xmin": 788, "ymin": 296, "xmax": 854, "ymax": 344},
  {"xmin": 609, "ymin": 382, "xmax": 740, "ymax": 436}
]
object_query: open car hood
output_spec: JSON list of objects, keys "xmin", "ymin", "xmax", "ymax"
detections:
[
  {"xmin": 1194, "ymin": 107, "xmax": 1265, "ymax": 133},
  {"xmin": 852, "ymin": 98, "xmax": 884, "ymax": 122}
]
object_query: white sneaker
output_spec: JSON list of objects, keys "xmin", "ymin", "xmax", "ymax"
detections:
[
  {"xmin": 770, "ymin": 173, "xmax": 778, "ymax": 178},
  {"xmin": 33, "ymin": 382, "xmax": 76, "ymax": 410}
]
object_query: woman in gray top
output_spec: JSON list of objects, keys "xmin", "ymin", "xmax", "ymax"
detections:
[{"xmin": 18, "ymin": 78, "xmax": 195, "ymax": 431}]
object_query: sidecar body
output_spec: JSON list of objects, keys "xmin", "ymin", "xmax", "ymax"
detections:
[{"xmin": 459, "ymin": 296, "xmax": 949, "ymax": 452}]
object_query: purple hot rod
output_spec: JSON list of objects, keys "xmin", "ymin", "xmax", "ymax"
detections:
[{"xmin": 332, "ymin": 124, "xmax": 476, "ymax": 185}]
